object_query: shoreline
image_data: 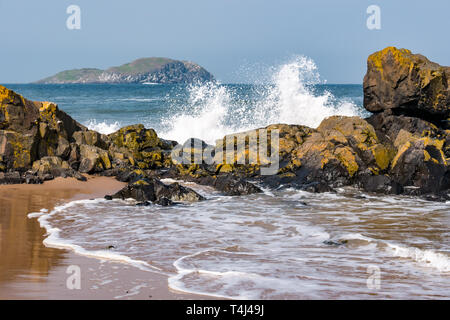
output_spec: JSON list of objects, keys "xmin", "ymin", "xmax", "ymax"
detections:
[{"xmin": 0, "ymin": 176, "xmax": 211, "ymax": 300}]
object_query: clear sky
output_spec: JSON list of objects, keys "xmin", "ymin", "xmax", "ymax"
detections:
[{"xmin": 0, "ymin": 0, "xmax": 449, "ymax": 84}]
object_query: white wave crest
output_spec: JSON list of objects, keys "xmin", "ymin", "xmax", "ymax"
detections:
[{"xmin": 386, "ymin": 243, "xmax": 450, "ymax": 273}]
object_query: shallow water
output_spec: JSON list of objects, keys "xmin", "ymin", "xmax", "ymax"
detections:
[{"xmin": 28, "ymin": 183, "xmax": 450, "ymax": 299}]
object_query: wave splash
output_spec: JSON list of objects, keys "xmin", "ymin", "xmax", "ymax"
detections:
[
  {"xmin": 160, "ymin": 56, "xmax": 360, "ymax": 144},
  {"xmin": 85, "ymin": 119, "xmax": 121, "ymax": 135}
]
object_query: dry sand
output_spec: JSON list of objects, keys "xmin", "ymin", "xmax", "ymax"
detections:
[{"xmin": 0, "ymin": 176, "xmax": 208, "ymax": 300}]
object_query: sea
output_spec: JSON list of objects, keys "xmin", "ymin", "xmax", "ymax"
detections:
[{"xmin": 6, "ymin": 56, "xmax": 449, "ymax": 299}]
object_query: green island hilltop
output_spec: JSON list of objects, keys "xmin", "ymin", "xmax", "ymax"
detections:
[{"xmin": 35, "ymin": 57, "xmax": 214, "ymax": 84}]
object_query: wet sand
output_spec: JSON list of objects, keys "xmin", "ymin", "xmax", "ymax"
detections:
[{"xmin": 0, "ymin": 176, "xmax": 207, "ymax": 300}]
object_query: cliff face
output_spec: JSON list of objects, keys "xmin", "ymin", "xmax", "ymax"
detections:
[{"xmin": 35, "ymin": 58, "xmax": 214, "ymax": 84}]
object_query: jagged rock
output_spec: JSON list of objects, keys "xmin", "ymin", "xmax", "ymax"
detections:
[
  {"xmin": 114, "ymin": 168, "xmax": 148, "ymax": 183},
  {"xmin": 109, "ymin": 124, "xmax": 160, "ymax": 152},
  {"xmin": 212, "ymin": 175, "xmax": 262, "ymax": 196},
  {"xmin": 73, "ymin": 130, "xmax": 110, "ymax": 149},
  {"xmin": 366, "ymin": 112, "xmax": 449, "ymax": 194},
  {"xmin": 56, "ymin": 136, "xmax": 71, "ymax": 159},
  {"xmin": 0, "ymin": 130, "xmax": 37, "ymax": 171},
  {"xmin": 390, "ymin": 138, "xmax": 449, "ymax": 194},
  {"xmin": 360, "ymin": 174, "xmax": 403, "ymax": 195},
  {"xmin": 108, "ymin": 178, "xmax": 204, "ymax": 204},
  {"xmin": 32, "ymin": 156, "xmax": 70, "ymax": 175},
  {"xmin": 0, "ymin": 86, "xmax": 40, "ymax": 134},
  {"xmin": 255, "ymin": 117, "xmax": 393, "ymax": 189},
  {"xmin": 363, "ymin": 46, "xmax": 449, "ymax": 125},
  {"xmin": 167, "ymin": 166, "xmax": 263, "ymax": 196},
  {"xmin": 78, "ymin": 144, "xmax": 111, "ymax": 173},
  {"xmin": 0, "ymin": 86, "xmax": 88, "ymax": 172},
  {"xmin": 108, "ymin": 124, "xmax": 173, "ymax": 169}
]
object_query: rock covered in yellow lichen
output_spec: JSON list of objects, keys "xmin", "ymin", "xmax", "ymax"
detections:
[{"xmin": 364, "ymin": 46, "xmax": 449, "ymax": 122}]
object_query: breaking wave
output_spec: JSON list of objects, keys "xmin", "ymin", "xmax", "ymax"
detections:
[{"xmin": 160, "ymin": 56, "xmax": 360, "ymax": 144}]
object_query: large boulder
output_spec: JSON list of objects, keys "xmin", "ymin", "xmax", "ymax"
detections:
[
  {"xmin": 32, "ymin": 156, "xmax": 69, "ymax": 176},
  {"xmin": 0, "ymin": 130, "xmax": 37, "ymax": 171},
  {"xmin": 0, "ymin": 85, "xmax": 88, "ymax": 172},
  {"xmin": 253, "ymin": 117, "xmax": 392, "ymax": 189},
  {"xmin": 363, "ymin": 47, "xmax": 449, "ymax": 125},
  {"xmin": 108, "ymin": 124, "xmax": 174, "ymax": 169},
  {"xmin": 78, "ymin": 144, "xmax": 112, "ymax": 173},
  {"xmin": 0, "ymin": 86, "xmax": 40, "ymax": 134},
  {"xmin": 73, "ymin": 130, "xmax": 110, "ymax": 149},
  {"xmin": 365, "ymin": 111, "xmax": 449, "ymax": 195}
]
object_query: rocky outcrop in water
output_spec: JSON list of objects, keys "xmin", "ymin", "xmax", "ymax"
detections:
[
  {"xmin": 35, "ymin": 58, "xmax": 214, "ymax": 84},
  {"xmin": 1, "ymin": 46, "xmax": 449, "ymax": 201}
]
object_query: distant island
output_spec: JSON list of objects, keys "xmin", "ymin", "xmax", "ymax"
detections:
[{"xmin": 34, "ymin": 57, "xmax": 215, "ymax": 84}]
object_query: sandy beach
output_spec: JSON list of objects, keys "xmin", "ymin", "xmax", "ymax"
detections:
[{"xmin": 0, "ymin": 176, "xmax": 207, "ymax": 300}]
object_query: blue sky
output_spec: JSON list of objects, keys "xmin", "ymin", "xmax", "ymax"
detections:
[{"xmin": 0, "ymin": 0, "xmax": 449, "ymax": 83}]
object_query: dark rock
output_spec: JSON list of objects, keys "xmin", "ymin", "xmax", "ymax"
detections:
[
  {"xmin": 323, "ymin": 240, "xmax": 348, "ymax": 246},
  {"xmin": 360, "ymin": 174, "xmax": 403, "ymax": 195},
  {"xmin": 108, "ymin": 178, "xmax": 204, "ymax": 205},
  {"xmin": 0, "ymin": 171, "xmax": 24, "ymax": 184},
  {"xmin": 196, "ymin": 174, "xmax": 262, "ymax": 196},
  {"xmin": 78, "ymin": 144, "xmax": 111, "ymax": 173},
  {"xmin": 73, "ymin": 130, "xmax": 110, "ymax": 150},
  {"xmin": 363, "ymin": 46, "xmax": 449, "ymax": 125},
  {"xmin": 136, "ymin": 201, "xmax": 152, "ymax": 206},
  {"xmin": 104, "ymin": 195, "xmax": 113, "ymax": 200},
  {"xmin": 390, "ymin": 139, "xmax": 449, "ymax": 194},
  {"xmin": 155, "ymin": 197, "xmax": 173, "ymax": 206},
  {"xmin": 73, "ymin": 171, "xmax": 87, "ymax": 181}
]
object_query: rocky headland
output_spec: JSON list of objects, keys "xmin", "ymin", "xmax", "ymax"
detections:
[
  {"xmin": 1, "ymin": 47, "xmax": 449, "ymax": 203},
  {"xmin": 35, "ymin": 57, "xmax": 214, "ymax": 84}
]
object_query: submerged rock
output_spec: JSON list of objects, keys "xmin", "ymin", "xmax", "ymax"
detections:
[{"xmin": 323, "ymin": 240, "xmax": 348, "ymax": 246}]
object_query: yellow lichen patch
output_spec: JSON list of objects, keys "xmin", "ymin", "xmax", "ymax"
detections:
[
  {"xmin": 370, "ymin": 144, "xmax": 390, "ymax": 170},
  {"xmin": 0, "ymin": 85, "xmax": 25, "ymax": 106},
  {"xmin": 394, "ymin": 129, "xmax": 417, "ymax": 148},
  {"xmin": 423, "ymin": 150, "xmax": 431, "ymax": 162},
  {"xmin": 290, "ymin": 158, "xmax": 301, "ymax": 168},
  {"xmin": 334, "ymin": 147, "xmax": 359, "ymax": 177},
  {"xmin": 319, "ymin": 147, "xmax": 359, "ymax": 177},
  {"xmin": 420, "ymin": 136, "xmax": 444, "ymax": 151},
  {"xmin": 133, "ymin": 180, "xmax": 149, "ymax": 186},
  {"xmin": 391, "ymin": 141, "xmax": 411, "ymax": 169},
  {"xmin": 317, "ymin": 116, "xmax": 378, "ymax": 147},
  {"xmin": 39, "ymin": 101, "xmax": 58, "ymax": 112},
  {"xmin": 39, "ymin": 101, "xmax": 60, "ymax": 128},
  {"xmin": 368, "ymin": 47, "xmax": 413, "ymax": 78},
  {"xmin": 217, "ymin": 163, "xmax": 234, "ymax": 173},
  {"xmin": 369, "ymin": 166, "xmax": 380, "ymax": 175}
]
